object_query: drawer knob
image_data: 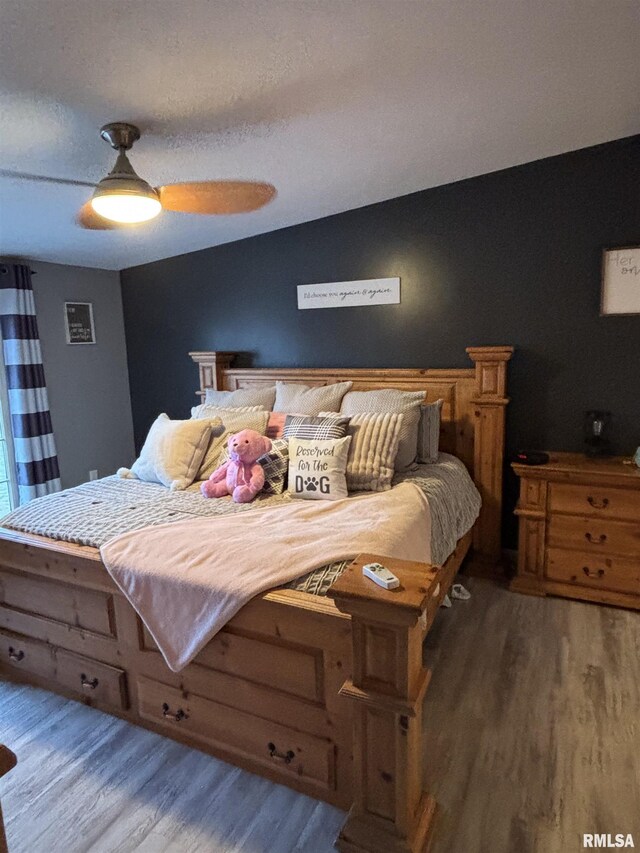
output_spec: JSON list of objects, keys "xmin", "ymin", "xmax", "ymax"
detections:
[
  {"xmin": 585, "ymin": 532, "xmax": 607, "ymax": 545},
  {"xmin": 8, "ymin": 646, "xmax": 24, "ymax": 662},
  {"xmin": 162, "ymin": 702, "xmax": 188, "ymax": 722},
  {"xmin": 582, "ymin": 566, "xmax": 605, "ymax": 579},
  {"xmin": 267, "ymin": 742, "xmax": 295, "ymax": 765},
  {"xmin": 80, "ymin": 673, "xmax": 99, "ymax": 690},
  {"xmin": 587, "ymin": 496, "xmax": 609, "ymax": 509}
]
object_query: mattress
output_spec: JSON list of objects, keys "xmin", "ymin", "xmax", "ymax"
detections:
[{"xmin": 0, "ymin": 453, "xmax": 481, "ymax": 596}]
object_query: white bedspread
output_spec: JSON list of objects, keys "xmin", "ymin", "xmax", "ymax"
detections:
[{"xmin": 100, "ymin": 482, "xmax": 431, "ymax": 672}]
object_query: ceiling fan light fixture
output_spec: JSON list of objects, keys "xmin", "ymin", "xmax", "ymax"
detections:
[
  {"xmin": 90, "ymin": 149, "xmax": 161, "ymax": 223},
  {"xmin": 91, "ymin": 191, "xmax": 161, "ymax": 224}
]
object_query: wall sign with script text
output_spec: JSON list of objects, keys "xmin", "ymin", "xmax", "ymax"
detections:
[
  {"xmin": 65, "ymin": 302, "xmax": 96, "ymax": 344},
  {"xmin": 601, "ymin": 246, "xmax": 640, "ymax": 315},
  {"xmin": 297, "ymin": 277, "xmax": 400, "ymax": 310}
]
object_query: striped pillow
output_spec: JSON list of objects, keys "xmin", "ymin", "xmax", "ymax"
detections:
[
  {"xmin": 204, "ymin": 385, "xmax": 276, "ymax": 410},
  {"xmin": 283, "ymin": 414, "xmax": 350, "ymax": 441},
  {"xmin": 322, "ymin": 411, "xmax": 403, "ymax": 492},
  {"xmin": 339, "ymin": 388, "xmax": 425, "ymax": 471}
]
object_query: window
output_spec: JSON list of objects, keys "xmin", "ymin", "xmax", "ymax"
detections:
[{"xmin": 0, "ymin": 351, "xmax": 18, "ymax": 513}]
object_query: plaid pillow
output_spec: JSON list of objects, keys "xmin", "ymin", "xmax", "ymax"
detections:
[
  {"xmin": 283, "ymin": 414, "xmax": 350, "ymax": 441},
  {"xmin": 219, "ymin": 438, "xmax": 289, "ymax": 495}
]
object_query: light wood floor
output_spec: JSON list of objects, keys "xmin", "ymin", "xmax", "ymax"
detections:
[{"xmin": 1, "ymin": 579, "xmax": 638, "ymax": 853}]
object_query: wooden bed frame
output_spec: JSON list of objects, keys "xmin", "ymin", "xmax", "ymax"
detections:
[{"xmin": 0, "ymin": 345, "xmax": 512, "ymax": 853}]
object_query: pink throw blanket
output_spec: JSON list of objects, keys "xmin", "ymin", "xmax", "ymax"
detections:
[{"xmin": 100, "ymin": 482, "xmax": 431, "ymax": 671}]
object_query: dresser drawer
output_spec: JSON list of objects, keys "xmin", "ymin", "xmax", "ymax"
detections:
[
  {"xmin": 547, "ymin": 516, "xmax": 640, "ymax": 557},
  {"xmin": 137, "ymin": 676, "xmax": 335, "ymax": 792},
  {"xmin": 0, "ymin": 628, "xmax": 55, "ymax": 680},
  {"xmin": 549, "ymin": 482, "xmax": 640, "ymax": 521},
  {"xmin": 0, "ymin": 570, "xmax": 117, "ymax": 638},
  {"xmin": 546, "ymin": 548, "xmax": 640, "ymax": 595},
  {"xmin": 55, "ymin": 649, "xmax": 129, "ymax": 710}
]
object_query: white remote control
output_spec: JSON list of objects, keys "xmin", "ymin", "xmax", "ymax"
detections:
[{"xmin": 362, "ymin": 562, "xmax": 400, "ymax": 590}]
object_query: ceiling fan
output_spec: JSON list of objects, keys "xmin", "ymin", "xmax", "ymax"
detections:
[{"xmin": 1, "ymin": 122, "xmax": 276, "ymax": 229}]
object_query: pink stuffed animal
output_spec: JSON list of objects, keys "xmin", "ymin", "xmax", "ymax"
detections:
[{"xmin": 201, "ymin": 429, "xmax": 272, "ymax": 503}]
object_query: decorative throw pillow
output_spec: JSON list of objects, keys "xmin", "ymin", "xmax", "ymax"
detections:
[
  {"xmin": 218, "ymin": 438, "xmax": 289, "ymax": 495},
  {"xmin": 417, "ymin": 399, "xmax": 444, "ymax": 464},
  {"xmin": 191, "ymin": 407, "xmax": 269, "ymax": 480},
  {"xmin": 283, "ymin": 414, "xmax": 351, "ymax": 441},
  {"xmin": 266, "ymin": 411, "xmax": 287, "ymax": 440},
  {"xmin": 118, "ymin": 413, "xmax": 219, "ymax": 491},
  {"xmin": 288, "ymin": 436, "xmax": 352, "ymax": 501},
  {"xmin": 322, "ymin": 411, "xmax": 403, "ymax": 492},
  {"xmin": 191, "ymin": 403, "xmax": 263, "ymax": 419},
  {"xmin": 204, "ymin": 385, "xmax": 276, "ymax": 410},
  {"xmin": 339, "ymin": 388, "xmax": 424, "ymax": 471},
  {"xmin": 273, "ymin": 380, "xmax": 353, "ymax": 415}
]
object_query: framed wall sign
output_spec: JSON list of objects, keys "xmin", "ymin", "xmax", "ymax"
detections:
[
  {"xmin": 297, "ymin": 277, "xmax": 400, "ymax": 310},
  {"xmin": 601, "ymin": 246, "xmax": 640, "ymax": 315},
  {"xmin": 64, "ymin": 302, "xmax": 96, "ymax": 344}
]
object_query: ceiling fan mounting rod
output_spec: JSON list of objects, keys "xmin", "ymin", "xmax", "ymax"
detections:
[{"xmin": 99, "ymin": 122, "xmax": 141, "ymax": 151}]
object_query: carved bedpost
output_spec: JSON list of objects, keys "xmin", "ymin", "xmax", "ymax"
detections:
[
  {"xmin": 465, "ymin": 346, "xmax": 514, "ymax": 574},
  {"xmin": 189, "ymin": 351, "xmax": 237, "ymax": 398},
  {"xmin": 328, "ymin": 553, "xmax": 440, "ymax": 853}
]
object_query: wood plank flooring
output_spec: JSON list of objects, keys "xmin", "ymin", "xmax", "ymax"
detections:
[{"xmin": 1, "ymin": 579, "xmax": 638, "ymax": 853}]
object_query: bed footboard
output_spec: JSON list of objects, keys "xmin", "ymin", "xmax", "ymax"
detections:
[{"xmin": 329, "ymin": 553, "xmax": 443, "ymax": 853}]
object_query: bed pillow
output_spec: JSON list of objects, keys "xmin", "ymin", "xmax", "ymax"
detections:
[
  {"xmin": 204, "ymin": 385, "xmax": 276, "ymax": 410},
  {"xmin": 283, "ymin": 414, "xmax": 351, "ymax": 441},
  {"xmin": 417, "ymin": 399, "xmax": 444, "ymax": 464},
  {"xmin": 218, "ymin": 438, "xmax": 289, "ymax": 495},
  {"xmin": 274, "ymin": 380, "xmax": 353, "ymax": 415},
  {"xmin": 288, "ymin": 436, "xmax": 352, "ymax": 501},
  {"xmin": 118, "ymin": 413, "xmax": 219, "ymax": 491},
  {"xmin": 192, "ymin": 407, "xmax": 269, "ymax": 480},
  {"xmin": 339, "ymin": 388, "xmax": 424, "ymax": 471},
  {"xmin": 321, "ymin": 410, "xmax": 403, "ymax": 492}
]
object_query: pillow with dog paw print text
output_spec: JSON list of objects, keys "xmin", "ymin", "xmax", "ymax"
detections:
[{"xmin": 287, "ymin": 436, "xmax": 352, "ymax": 501}]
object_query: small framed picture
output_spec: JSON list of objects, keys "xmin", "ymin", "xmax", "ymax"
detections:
[
  {"xmin": 64, "ymin": 302, "xmax": 96, "ymax": 344},
  {"xmin": 601, "ymin": 246, "xmax": 640, "ymax": 316}
]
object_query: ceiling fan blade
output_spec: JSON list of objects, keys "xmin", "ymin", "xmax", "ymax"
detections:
[
  {"xmin": 0, "ymin": 169, "xmax": 96, "ymax": 189},
  {"xmin": 158, "ymin": 181, "xmax": 276, "ymax": 215},
  {"xmin": 76, "ymin": 201, "xmax": 125, "ymax": 230}
]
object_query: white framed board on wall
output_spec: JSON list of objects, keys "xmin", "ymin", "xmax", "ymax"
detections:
[
  {"xmin": 297, "ymin": 277, "xmax": 400, "ymax": 310},
  {"xmin": 64, "ymin": 302, "xmax": 96, "ymax": 344},
  {"xmin": 601, "ymin": 246, "xmax": 640, "ymax": 315}
]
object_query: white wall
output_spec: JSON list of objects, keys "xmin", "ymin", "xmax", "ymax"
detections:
[{"xmin": 29, "ymin": 261, "xmax": 135, "ymax": 488}]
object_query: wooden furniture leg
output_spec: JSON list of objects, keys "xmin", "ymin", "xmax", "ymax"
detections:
[
  {"xmin": 329, "ymin": 554, "xmax": 441, "ymax": 853},
  {"xmin": 0, "ymin": 745, "xmax": 17, "ymax": 853}
]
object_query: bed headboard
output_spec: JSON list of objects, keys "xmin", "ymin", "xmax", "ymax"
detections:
[{"xmin": 189, "ymin": 346, "xmax": 514, "ymax": 574}]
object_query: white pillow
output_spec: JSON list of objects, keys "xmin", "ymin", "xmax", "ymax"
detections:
[
  {"xmin": 273, "ymin": 380, "xmax": 353, "ymax": 415},
  {"xmin": 288, "ymin": 436, "xmax": 352, "ymax": 501},
  {"xmin": 204, "ymin": 386, "xmax": 275, "ymax": 410},
  {"xmin": 118, "ymin": 413, "xmax": 219, "ymax": 491},
  {"xmin": 191, "ymin": 403, "xmax": 263, "ymax": 418},
  {"xmin": 191, "ymin": 407, "xmax": 269, "ymax": 480}
]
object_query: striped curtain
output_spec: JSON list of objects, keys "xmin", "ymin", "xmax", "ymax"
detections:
[{"xmin": 0, "ymin": 263, "xmax": 61, "ymax": 503}]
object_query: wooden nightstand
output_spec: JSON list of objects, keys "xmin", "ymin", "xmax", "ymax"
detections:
[{"xmin": 512, "ymin": 453, "xmax": 640, "ymax": 610}]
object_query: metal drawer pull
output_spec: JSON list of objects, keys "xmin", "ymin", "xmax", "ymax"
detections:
[
  {"xmin": 8, "ymin": 646, "xmax": 24, "ymax": 662},
  {"xmin": 582, "ymin": 567, "xmax": 605, "ymax": 579},
  {"xmin": 268, "ymin": 742, "xmax": 295, "ymax": 764},
  {"xmin": 587, "ymin": 496, "xmax": 609, "ymax": 509},
  {"xmin": 162, "ymin": 702, "xmax": 188, "ymax": 722},
  {"xmin": 585, "ymin": 532, "xmax": 607, "ymax": 545},
  {"xmin": 80, "ymin": 673, "xmax": 99, "ymax": 690}
]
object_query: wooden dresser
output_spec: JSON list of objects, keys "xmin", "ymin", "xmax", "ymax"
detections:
[{"xmin": 512, "ymin": 453, "xmax": 640, "ymax": 610}]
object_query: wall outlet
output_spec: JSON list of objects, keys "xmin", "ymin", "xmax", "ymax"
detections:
[{"xmin": 89, "ymin": 469, "xmax": 98, "ymax": 481}]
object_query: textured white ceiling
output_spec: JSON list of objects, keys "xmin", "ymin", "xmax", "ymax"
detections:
[{"xmin": 0, "ymin": 0, "xmax": 638, "ymax": 270}]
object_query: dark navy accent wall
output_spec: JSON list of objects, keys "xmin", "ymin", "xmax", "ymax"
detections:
[{"xmin": 121, "ymin": 136, "xmax": 640, "ymax": 545}]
